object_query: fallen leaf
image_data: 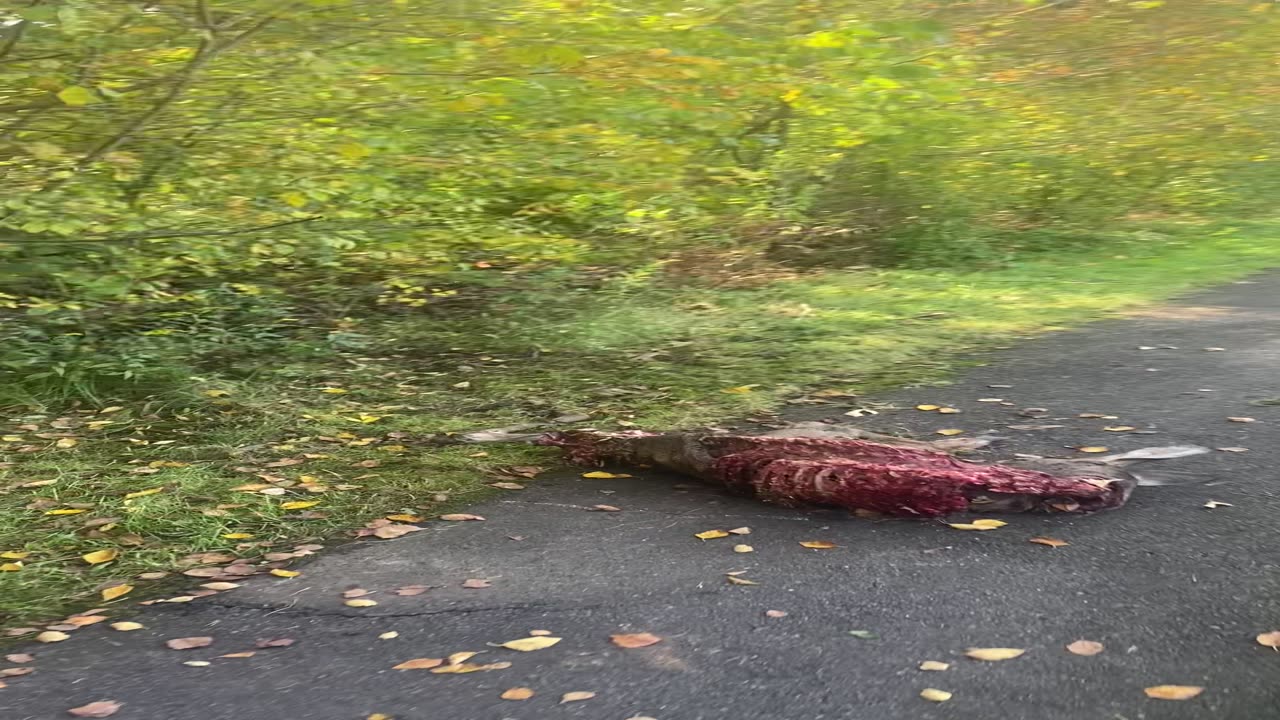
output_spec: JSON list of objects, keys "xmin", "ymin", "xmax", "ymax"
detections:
[
  {"xmin": 0, "ymin": 668, "xmax": 33, "ymax": 677},
  {"xmin": 200, "ymin": 582, "xmax": 241, "ymax": 591},
  {"xmin": 345, "ymin": 599, "xmax": 378, "ymax": 608},
  {"xmin": 183, "ymin": 661, "xmax": 211, "ymax": 667},
  {"xmin": 367, "ymin": 715, "xmax": 390, "ymax": 720},
  {"xmin": 379, "ymin": 631, "xmax": 399, "ymax": 640},
  {"xmin": 0, "ymin": 551, "xmax": 28, "ymax": 560},
  {"xmin": 447, "ymin": 651, "xmax": 478, "ymax": 665},
  {"xmin": 500, "ymin": 636, "xmax": 562, "ymax": 651},
  {"xmin": 488, "ymin": 482, "xmax": 525, "ymax": 490},
  {"xmin": 384, "ymin": 514, "xmax": 422, "ymax": 522},
  {"xmin": 1144, "ymin": 685, "xmax": 1204, "ymax": 700},
  {"xmin": 695, "ymin": 529, "xmax": 729, "ymax": 540},
  {"xmin": 611, "ymin": 633, "xmax": 662, "ymax": 649},
  {"xmin": 1255, "ymin": 631, "xmax": 1280, "ymax": 649},
  {"xmin": 430, "ymin": 661, "xmax": 511, "ymax": 674},
  {"xmin": 848, "ymin": 630, "xmax": 878, "ymax": 639},
  {"xmin": 166, "ymin": 637, "xmax": 213, "ymax": 650},
  {"xmin": 1066, "ymin": 640, "xmax": 1104, "ymax": 656},
  {"xmin": 439, "ymin": 513, "xmax": 485, "ymax": 521},
  {"xmin": 529, "ymin": 629, "xmax": 553, "ymax": 636},
  {"xmin": 721, "ymin": 384, "xmax": 759, "ymax": 394},
  {"xmin": 728, "ymin": 527, "xmax": 751, "ymax": 535},
  {"xmin": 270, "ymin": 569, "xmax": 300, "ymax": 578},
  {"xmin": 393, "ymin": 658, "xmax": 444, "ymax": 670},
  {"xmin": 1, "ymin": 562, "xmax": 22, "ymax": 572},
  {"xmin": 916, "ymin": 404, "xmax": 940, "ymax": 411},
  {"xmin": 342, "ymin": 588, "xmax": 372, "ymax": 598},
  {"xmin": 45, "ymin": 508, "xmax": 87, "ymax": 515},
  {"xmin": 733, "ymin": 544, "xmax": 754, "ymax": 553},
  {"xmin": 948, "ymin": 518, "xmax": 1008, "ymax": 531},
  {"xmin": 937, "ymin": 408, "xmax": 961, "ymax": 414},
  {"xmin": 501, "ymin": 687, "xmax": 535, "ymax": 701},
  {"xmin": 81, "ymin": 549, "xmax": 118, "ymax": 565},
  {"xmin": 55, "ymin": 438, "xmax": 79, "ymax": 449},
  {"xmin": 222, "ymin": 652, "xmax": 258, "ymax": 659},
  {"xmin": 255, "ymin": 638, "xmax": 295, "ymax": 648},
  {"xmin": 110, "ymin": 622, "xmax": 143, "ymax": 631},
  {"xmin": 582, "ymin": 471, "xmax": 631, "ymax": 479},
  {"xmin": 395, "ymin": 585, "xmax": 429, "ymax": 596},
  {"xmin": 591, "ymin": 504, "xmax": 622, "ymax": 512},
  {"xmin": 935, "ymin": 429, "xmax": 965, "ymax": 436},
  {"xmin": 221, "ymin": 533, "xmax": 253, "ymax": 540},
  {"xmin": 920, "ymin": 688, "xmax": 952, "ymax": 702},
  {"xmin": 101, "ymin": 585, "xmax": 132, "ymax": 601},
  {"xmin": 799, "ymin": 540, "xmax": 838, "ymax": 549},
  {"xmin": 64, "ymin": 615, "xmax": 107, "ymax": 628},
  {"xmin": 765, "ymin": 610, "xmax": 788, "ymax": 618},
  {"xmin": 461, "ymin": 578, "xmax": 491, "ymax": 589},
  {"xmin": 1103, "ymin": 426, "xmax": 1137, "ymax": 432},
  {"xmin": 965, "ymin": 647, "xmax": 1025, "ymax": 661},
  {"xmin": 5, "ymin": 654, "xmax": 34, "ymax": 663},
  {"xmin": 67, "ymin": 701, "xmax": 122, "ymax": 718},
  {"xmin": 36, "ymin": 631, "xmax": 69, "ymax": 643},
  {"xmin": 1217, "ymin": 447, "xmax": 1249, "ymax": 453},
  {"xmin": 1077, "ymin": 446, "xmax": 1109, "ymax": 453},
  {"xmin": 1227, "ymin": 417, "xmax": 1256, "ymax": 423},
  {"xmin": 1029, "ymin": 537, "xmax": 1069, "ymax": 548},
  {"xmin": 919, "ymin": 661, "xmax": 950, "ymax": 671},
  {"xmin": 560, "ymin": 692, "xmax": 596, "ymax": 704},
  {"xmin": 371, "ymin": 523, "xmax": 421, "ymax": 539},
  {"xmin": 1203, "ymin": 500, "xmax": 1234, "ymax": 509},
  {"xmin": 280, "ymin": 501, "xmax": 320, "ymax": 510},
  {"xmin": 123, "ymin": 487, "xmax": 164, "ymax": 499},
  {"xmin": 726, "ymin": 575, "xmax": 758, "ymax": 586}
]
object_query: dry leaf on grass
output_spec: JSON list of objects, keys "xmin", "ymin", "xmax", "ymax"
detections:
[
  {"xmin": 1144, "ymin": 685, "xmax": 1204, "ymax": 700},
  {"xmin": 499, "ymin": 636, "xmax": 562, "ymax": 651},
  {"xmin": 165, "ymin": 636, "xmax": 213, "ymax": 650},
  {"xmin": 1066, "ymin": 640, "xmax": 1104, "ymax": 656},
  {"xmin": 919, "ymin": 661, "xmax": 950, "ymax": 671},
  {"xmin": 393, "ymin": 658, "xmax": 444, "ymax": 670},
  {"xmin": 67, "ymin": 701, "xmax": 122, "ymax": 718},
  {"xmin": 799, "ymin": 540, "xmax": 838, "ymax": 549},
  {"xmin": 501, "ymin": 687, "xmax": 535, "ymax": 700},
  {"xmin": 919, "ymin": 688, "xmax": 952, "ymax": 702},
  {"xmin": 1029, "ymin": 537, "xmax": 1069, "ymax": 548},
  {"xmin": 1256, "ymin": 631, "xmax": 1280, "ymax": 649},
  {"xmin": 965, "ymin": 647, "xmax": 1025, "ymax": 661},
  {"xmin": 81, "ymin": 549, "xmax": 118, "ymax": 565},
  {"xmin": 561, "ymin": 691, "xmax": 596, "ymax": 704},
  {"xmin": 101, "ymin": 585, "xmax": 132, "ymax": 601},
  {"xmin": 611, "ymin": 633, "xmax": 661, "ymax": 649}
]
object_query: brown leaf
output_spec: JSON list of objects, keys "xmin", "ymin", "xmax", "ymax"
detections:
[
  {"xmin": 439, "ymin": 513, "xmax": 485, "ymax": 521},
  {"xmin": 165, "ymin": 636, "xmax": 213, "ymax": 650},
  {"xmin": 461, "ymin": 578, "xmax": 491, "ymax": 589},
  {"xmin": 727, "ymin": 527, "xmax": 751, "ymax": 535},
  {"xmin": 220, "ymin": 652, "xmax": 256, "ymax": 658},
  {"xmin": 1144, "ymin": 685, "xmax": 1204, "ymax": 700},
  {"xmin": 67, "ymin": 701, "xmax": 122, "ymax": 718},
  {"xmin": 765, "ymin": 610, "xmax": 788, "ymax": 618},
  {"xmin": 610, "ymin": 632, "xmax": 662, "ymax": 649},
  {"xmin": 1066, "ymin": 640, "xmax": 1104, "ymax": 656},
  {"xmin": 591, "ymin": 504, "xmax": 622, "ymax": 512},
  {"xmin": 263, "ymin": 458, "xmax": 304, "ymax": 467},
  {"xmin": 1256, "ymin": 631, "xmax": 1280, "ymax": 649},
  {"xmin": 371, "ymin": 523, "xmax": 421, "ymax": 539},
  {"xmin": 489, "ymin": 482, "xmax": 525, "ymax": 490},
  {"xmin": 726, "ymin": 575, "xmax": 758, "ymax": 586},
  {"xmin": 0, "ymin": 667, "xmax": 33, "ymax": 678},
  {"xmin": 392, "ymin": 658, "xmax": 444, "ymax": 670},
  {"xmin": 64, "ymin": 615, "xmax": 107, "ymax": 628},
  {"xmin": 1227, "ymin": 417, "xmax": 1256, "ymax": 423},
  {"xmin": 560, "ymin": 691, "xmax": 596, "ymax": 704},
  {"xmin": 35, "ymin": 631, "xmax": 69, "ymax": 643},
  {"xmin": 254, "ymin": 638, "xmax": 295, "ymax": 648},
  {"xmin": 342, "ymin": 588, "xmax": 373, "ymax": 598},
  {"xmin": 499, "ymin": 636, "xmax": 561, "ymax": 651},
  {"xmin": 5, "ymin": 654, "xmax": 34, "ymax": 663},
  {"xmin": 501, "ymin": 687, "xmax": 535, "ymax": 701},
  {"xmin": 430, "ymin": 661, "xmax": 511, "ymax": 674},
  {"xmin": 394, "ymin": 584, "xmax": 429, "ymax": 596},
  {"xmin": 181, "ymin": 567, "xmax": 225, "ymax": 578},
  {"xmin": 1029, "ymin": 537, "xmax": 1069, "ymax": 548}
]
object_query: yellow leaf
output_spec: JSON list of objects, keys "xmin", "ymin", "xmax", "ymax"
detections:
[
  {"xmin": 202, "ymin": 389, "xmax": 231, "ymax": 398},
  {"xmin": 948, "ymin": 522, "xmax": 999, "ymax": 531},
  {"xmin": 1144, "ymin": 685, "xmax": 1204, "ymax": 700},
  {"xmin": 560, "ymin": 692, "xmax": 595, "ymax": 704},
  {"xmin": 392, "ymin": 658, "xmax": 444, "ymax": 670},
  {"xmin": 726, "ymin": 575, "xmax": 758, "ymax": 586},
  {"xmin": 337, "ymin": 142, "xmax": 372, "ymax": 160},
  {"xmin": 385, "ymin": 514, "xmax": 422, "ymax": 522},
  {"xmin": 101, "ymin": 585, "xmax": 133, "ymax": 601},
  {"xmin": 799, "ymin": 540, "xmax": 838, "ymax": 549},
  {"xmin": 695, "ymin": 529, "xmax": 729, "ymax": 540},
  {"xmin": 124, "ymin": 487, "xmax": 163, "ymax": 499},
  {"xmin": 45, "ymin": 508, "xmax": 88, "ymax": 515},
  {"xmin": 919, "ymin": 661, "xmax": 950, "ymax": 671},
  {"xmin": 1030, "ymin": 537, "xmax": 1069, "ymax": 548},
  {"xmin": 0, "ymin": 562, "xmax": 22, "ymax": 572},
  {"xmin": 501, "ymin": 687, "xmax": 535, "ymax": 701},
  {"xmin": 280, "ymin": 501, "xmax": 320, "ymax": 510},
  {"xmin": 935, "ymin": 429, "xmax": 965, "ymax": 436},
  {"xmin": 937, "ymin": 408, "xmax": 961, "ymax": 414},
  {"xmin": 733, "ymin": 544, "xmax": 754, "ymax": 553},
  {"xmin": 368, "ymin": 715, "xmax": 392, "ymax": 720},
  {"xmin": 270, "ymin": 569, "xmax": 300, "ymax": 578},
  {"xmin": 2, "ymin": 435, "xmax": 23, "ymax": 442},
  {"xmin": 1066, "ymin": 640, "xmax": 1104, "ymax": 656},
  {"xmin": 378, "ymin": 631, "xmax": 399, "ymax": 640},
  {"xmin": 582, "ymin": 471, "xmax": 631, "ymax": 479},
  {"xmin": 56, "ymin": 86, "xmax": 97, "ymax": 106},
  {"xmin": 110, "ymin": 622, "xmax": 144, "ymax": 631},
  {"xmin": 345, "ymin": 599, "xmax": 378, "ymax": 608},
  {"xmin": 728, "ymin": 527, "xmax": 751, "ymax": 535},
  {"xmin": 357, "ymin": 414, "xmax": 381, "ymax": 423},
  {"xmin": 36, "ymin": 631, "xmax": 70, "ymax": 643},
  {"xmin": 55, "ymin": 438, "xmax": 79, "ymax": 449},
  {"xmin": 82, "ymin": 549, "xmax": 119, "ymax": 565},
  {"xmin": 920, "ymin": 688, "xmax": 952, "ymax": 702},
  {"xmin": 222, "ymin": 533, "xmax": 253, "ymax": 540},
  {"xmin": 1078, "ymin": 446, "xmax": 1109, "ymax": 453},
  {"xmin": 1103, "ymin": 426, "xmax": 1136, "ymax": 432},
  {"xmin": 721, "ymin": 384, "xmax": 759, "ymax": 394},
  {"xmin": 916, "ymin": 404, "xmax": 940, "ymax": 411},
  {"xmin": 447, "ymin": 651, "xmax": 478, "ymax": 665},
  {"xmin": 1255, "ymin": 631, "xmax": 1280, "ymax": 649},
  {"xmin": 320, "ymin": 387, "xmax": 348, "ymax": 394},
  {"xmin": 500, "ymin": 636, "xmax": 562, "ymax": 652},
  {"xmin": 971, "ymin": 519, "xmax": 1006, "ymax": 528},
  {"xmin": 280, "ymin": 192, "xmax": 307, "ymax": 208},
  {"xmin": 1, "ymin": 551, "xmax": 28, "ymax": 559},
  {"xmin": 965, "ymin": 647, "xmax": 1025, "ymax": 661}
]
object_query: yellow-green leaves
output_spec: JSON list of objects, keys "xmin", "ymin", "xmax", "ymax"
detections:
[
  {"xmin": 82, "ymin": 549, "xmax": 119, "ymax": 565},
  {"xmin": 56, "ymin": 86, "xmax": 98, "ymax": 106},
  {"xmin": 499, "ymin": 636, "xmax": 561, "ymax": 651},
  {"xmin": 965, "ymin": 647, "xmax": 1025, "ymax": 661}
]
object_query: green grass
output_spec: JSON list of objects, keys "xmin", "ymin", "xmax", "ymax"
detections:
[{"xmin": 4, "ymin": 218, "xmax": 1280, "ymax": 626}]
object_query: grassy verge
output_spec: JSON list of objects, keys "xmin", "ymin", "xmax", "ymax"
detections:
[{"xmin": 3, "ymin": 219, "xmax": 1279, "ymax": 626}]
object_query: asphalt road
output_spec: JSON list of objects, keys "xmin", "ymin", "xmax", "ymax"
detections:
[{"xmin": 4, "ymin": 276, "xmax": 1279, "ymax": 720}]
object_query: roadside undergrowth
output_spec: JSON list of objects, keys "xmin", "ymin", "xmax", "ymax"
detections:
[{"xmin": 3, "ymin": 220, "xmax": 1279, "ymax": 627}]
